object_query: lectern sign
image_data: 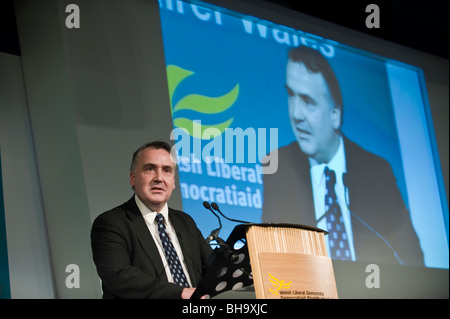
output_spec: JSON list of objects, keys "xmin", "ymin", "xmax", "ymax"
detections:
[
  {"xmin": 260, "ymin": 253, "xmax": 338, "ymax": 299},
  {"xmin": 245, "ymin": 224, "xmax": 339, "ymax": 299},
  {"xmin": 268, "ymin": 273, "xmax": 292, "ymax": 296}
]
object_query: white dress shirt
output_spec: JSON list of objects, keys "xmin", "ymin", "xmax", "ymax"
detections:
[
  {"xmin": 134, "ymin": 194, "xmax": 193, "ymax": 287},
  {"xmin": 309, "ymin": 137, "xmax": 356, "ymax": 261}
]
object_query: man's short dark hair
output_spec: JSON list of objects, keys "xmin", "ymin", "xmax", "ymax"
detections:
[
  {"xmin": 288, "ymin": 46, "xmax": 343, "ymax": 123},
  {"xmin": 130, "ymin": 140, "xmax": 173, "ymax": 173}
]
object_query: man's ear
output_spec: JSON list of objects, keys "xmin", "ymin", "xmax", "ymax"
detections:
[
  {"xmin": 332, "ymin": 106, "xmax": 342, "ymax": 130},
  {"xmin": 130, "ymin": 172, "xmax": 135, "ymax": 188}
]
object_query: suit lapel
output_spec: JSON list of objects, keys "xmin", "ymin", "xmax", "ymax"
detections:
[
  {"xmin": 341, "ymin": 137, "xmax": 374, "ymax": 259},
  {"xmin": 125, "ymin": 198, "xmax": 199, "ymax": 285},
  {"xmin": 168, "ymin": 209, "xmax": 198, "ymax": 285},
  {"xmin": 124, "ymin": 197, "xmax": 165, "ymax": 276},
  {"xmin": 288, "ymin": 142, "xmax": 316, "ymax": 226}
]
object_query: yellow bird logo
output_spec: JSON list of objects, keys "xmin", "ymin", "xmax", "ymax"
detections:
[{"xmin": 268, "ymin": 273, "xmax": 292, "ymax": 296}]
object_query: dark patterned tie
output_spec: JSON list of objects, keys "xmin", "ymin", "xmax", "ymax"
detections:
[
  {"xmin": 324, "ymin": 167, "xmax": 351, "ymax": 260},
  {"xmin": 155, "ymin": 213, "xmax": 190, "ymax": 287}
]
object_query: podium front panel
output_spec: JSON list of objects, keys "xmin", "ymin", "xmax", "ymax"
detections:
[{"xmin": 258, "ymin": 252, "xmax": 338, "ymax": 299}]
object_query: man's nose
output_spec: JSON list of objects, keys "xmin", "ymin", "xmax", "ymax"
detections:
[
  {"xmin": 153, "ymin": 169, "xmax": 163, "ymax": 181},
  {"xmin": 292, "ymin": 97, "xmax": 305, "ymax": 120}
]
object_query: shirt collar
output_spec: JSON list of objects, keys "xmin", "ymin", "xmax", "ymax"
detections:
[
  {"xmin": 309, "ymin": 136, "xmax": 346, "ymax": 187},
  {"xmin": 134, "ymin": 194, "xmax": 169, "ymax": 225}
]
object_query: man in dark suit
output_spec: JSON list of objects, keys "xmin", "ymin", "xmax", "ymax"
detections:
[
  {"xmin": 91, "ymin": 141, "xmax": 212, "ymax": 298},
  {"xmin": 262, "ymin": 46, "xmax": 424, "ymax": 266}
]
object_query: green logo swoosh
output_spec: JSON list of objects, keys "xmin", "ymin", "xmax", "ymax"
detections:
[{"xmin": 166, "ymin": 65, "xmax": 238, "ymax": 139}]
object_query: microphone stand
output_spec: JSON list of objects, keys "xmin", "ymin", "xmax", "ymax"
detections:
[
  {"xmin": 211, "ymin": 202, "xmax": 251, "ymax": 224},
  {"xmin": 203, "ymin": 201, "xmax": 238, "ymax": 263}
]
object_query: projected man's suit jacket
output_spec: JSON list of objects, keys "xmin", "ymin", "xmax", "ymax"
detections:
[{"xmin": 262, "ymin": 137, "xmax": 424, "ymax": 266}]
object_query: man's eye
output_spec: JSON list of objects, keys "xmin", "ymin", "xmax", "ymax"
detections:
[
  {"xmin": 302, "ymin": 95, "xmax": 316, "ymax": 106},
  {"xmin": 285, "ymin": 85, "xmax": 294, "ymax": 97}
]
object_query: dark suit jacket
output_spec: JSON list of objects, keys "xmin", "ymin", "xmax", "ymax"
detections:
[
  {"xmin": 91, "ymin": 197, "xmax": 212, "ymax": 299},
  {"xmin": 262, "ymin": 138, "xmax": 424, "ymax": 266}
]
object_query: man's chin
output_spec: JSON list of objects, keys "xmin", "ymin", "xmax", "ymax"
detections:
[
  {"xmin": 146, "ymin": 194, "xmax": 167, "ymax": 205},
  {"xmin": 296, "ymin": 139, "xmax": 314, "ymax": 155},
  {"xmin": 148, "ymin": 195, "xmax": 166, "ymax": 203}
]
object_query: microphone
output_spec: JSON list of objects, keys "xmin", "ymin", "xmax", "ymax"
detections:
[
  {"xmin": 203, "ymin": 201, "xmax": 222, "ymax": 243},
  {"xmin": 342, "ymin": 172, "xmax": 403, "ymax": 265},
  {"xmin": 211, "ymin": 202, "xmax": 251, "ymax": 224},
  {"xmin": 203, "ymin": 202, "xmax": 239, "ymax": 263}
]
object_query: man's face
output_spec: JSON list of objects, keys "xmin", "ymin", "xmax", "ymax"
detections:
[
  {"xmin": 130, "ymin": 147, "xmax": 176, "ymax": 212},
  {"xmin": 286, "ymin": 60, "xmax": 341, "ymax": 163}
]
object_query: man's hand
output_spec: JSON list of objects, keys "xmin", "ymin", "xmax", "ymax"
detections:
[
  {"xmin": 181, "ymin": 287, "xmax": 208, "ymax": 299},
  {"xmin": 181, "ymin": 287, "xmax": 196, "ymax": 299}
]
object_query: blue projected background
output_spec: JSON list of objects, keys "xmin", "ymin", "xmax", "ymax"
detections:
[{"xmin": 158, "ymin": 0, "xmax": 448, "ymax": 269}]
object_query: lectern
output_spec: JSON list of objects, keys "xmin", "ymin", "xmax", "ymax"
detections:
[
  {"xmin": 192, "ymin": 223, "xmax": 338, "ymax": 299},
  {"xmin": 244, "ymin": 223, "xmax": 338, "ymax": 299}
]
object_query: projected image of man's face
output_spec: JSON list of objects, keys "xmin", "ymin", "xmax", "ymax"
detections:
[{"xmin": 285, "ymin": 60, "xmax": 341, "ymax": 164}]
